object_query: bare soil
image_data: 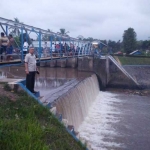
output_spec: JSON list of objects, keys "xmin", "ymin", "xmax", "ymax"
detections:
[{"xmin": 0, "ymin": 83, "xmax": 19, "ymax": 101}]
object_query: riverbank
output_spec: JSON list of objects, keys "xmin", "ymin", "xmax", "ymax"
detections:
[
  {"xmin": 116, "ymin": 56, "xmax": 150, "ymax": 65},
  {"xmin": 107, "ymin": 87, "xmax": 150, "ymax": 96},
  {"xmin": 0, "ymin": 83, "xmax": 86, "ymax": 150}
]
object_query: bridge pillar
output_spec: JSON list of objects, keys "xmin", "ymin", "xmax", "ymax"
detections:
[
  {"xmin": 45, "ymin": 61, "xmax": 50, "ymax": 67},
  {"xmin": 56, "ymin": 59, "xmax": 66, "ymax": 68},
  {"xmin": 40, "ymin": 62, "xmax": 46, "ymax": 67},
  {"xmin": 49, "ymin": 60, "xmax": 56, "ymax": 67},
  {"xmin": 78, "ymin": 56, "xmax": 93, "ymax": 71},
  {"xmin": 66, "ymin": 58, "xmax": 77, "ymax": 68},
  {"xmin": 106, "ymin": 56, "xmax": 110, "ymax": 84},
  {"xmin": 61, "ymin": 60, "xmax": 66, "ymax": 68}
]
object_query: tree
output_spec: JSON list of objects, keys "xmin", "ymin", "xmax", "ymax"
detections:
[
  {"xmin": 9, "ymin": 18, "xmax": 23, "ymax": 36},
  {"xmin": 141, "ymin": 40, "xmax": 150, "ymax": 50},
  {"xmin": 77, "ymin": 35, "xmax": 84, "ymax": 40},
  {"xmin": 58, "ymin": 28, "xmax": 69, "ymax": 36},
  {"xmin": 108, "ymin": 40, "xmax": 117, "ymax": 52},
  {"xmin": 123, "ymin": 28, "xmax": 137, "ymax": 54},
  {"xmin": 60, "ymin": 28, "xmax": 65, "ymax": 35},
  {"xmin": 42, "ymin": 29, "xmax": 52, "ymax": 41},
  {"xmin": 19, "ymin": 33, "xmax": 32, "ymax": 46}
]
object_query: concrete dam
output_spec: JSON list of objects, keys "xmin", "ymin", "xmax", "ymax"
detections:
[{"xmin": 0, "ymin": 56, "xmax": 150, "ymax": 150}]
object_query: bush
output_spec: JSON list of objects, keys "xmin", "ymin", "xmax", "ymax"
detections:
[{"xmin": 3, "ymin": 83, "xmax": 12, "ymax": 91}]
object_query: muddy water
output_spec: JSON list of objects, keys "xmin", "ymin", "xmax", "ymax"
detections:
[
  {"xmin": 0, "ymin": 66, "xmax": 93, "ymax": 100},
  {"xmin": 78, "ymin": 91, "xmax": 150, "ymax": 150}
]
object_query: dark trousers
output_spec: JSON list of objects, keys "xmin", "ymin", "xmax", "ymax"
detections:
[
  {"xmin": 23, "ymin": 51, "xmax": 27, "ymax": 60},
  {"xmin": 0, "ymin": 46, "xmax": 7, "ymax": 61},
  {"xmin": 26, "ymin": 71, "xmax": 36, "ymax": 92}
]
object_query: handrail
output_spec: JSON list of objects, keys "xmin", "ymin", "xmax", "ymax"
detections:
[{"xmin": 108, "ymin": 55, "xmax": 140, "ymax": 85}]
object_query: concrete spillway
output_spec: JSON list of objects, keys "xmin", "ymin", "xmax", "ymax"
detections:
[{"xmin": 55, "ymin": 74, "xmax": 100, "ymax": 130}]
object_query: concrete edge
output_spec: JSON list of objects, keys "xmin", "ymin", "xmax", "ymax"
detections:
[{"xmin": 0, "ymin": 63, "xmax": 23, "ymax": 68}]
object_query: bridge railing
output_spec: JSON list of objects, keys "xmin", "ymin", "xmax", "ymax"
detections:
[
  {"xmin": 0, "ymin": 17, "xmax": 93, "ymax": 64},
  {"xmin": 0, "ymin": 43, "xmax": 93, "ymax": 64}
]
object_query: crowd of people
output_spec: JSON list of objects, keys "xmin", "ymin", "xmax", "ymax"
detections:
[
  {"xmin": 0, "ymin": 32, "xmax": 14, "ymax": 62},
  {"xmin": 0, "ymin": 31, "xmax": 97, "ymax": 62},
  {"xmin": 41, "ymin": 41, "xmax": 93, "ymax": 57}
]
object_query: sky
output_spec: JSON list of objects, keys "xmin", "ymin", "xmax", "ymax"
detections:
[{"xmin": 1, "ymin": 0, "xmax": 150, "ymax": 41}]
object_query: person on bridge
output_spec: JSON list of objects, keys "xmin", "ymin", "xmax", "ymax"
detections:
[
  {"xmin": 23, "ymin": 39, "xmax": 29, "ymax": 57},
  {"xmin": 6, "ymin": 34, "xmax": 14, "ymax": 61},
  {"xmin": 0, "ymin": 32, "xmax": 9, "ymax": 62},
  {"xmin": 24, "ymin": 47, "xmax": 39, "ymax": 94}
]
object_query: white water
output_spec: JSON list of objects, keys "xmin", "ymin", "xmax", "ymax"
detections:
[
  {"xmin": 55, "ymin": 74, "xmax": 99, "ymax": 130},
  {"xmin": 77, "ymin": 92, "xmax": 125, "ymax": 150},
  {"xmin": 54, "ymin": 74, "xmax": 125, "ymax": 149}
]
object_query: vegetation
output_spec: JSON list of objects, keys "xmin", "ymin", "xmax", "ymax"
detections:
[
  {"xmin": 59, "ymin": 28, "xmax": 66, "ymax": 35},
  {"xmin": 9, "ymin": 18, "xmax": 21, "ymax": 37},
  {"xmin": 0, "ymin": 86, "xmax": 86, "ymax": 150},
  {"xmin": 123, "ymin": 28, "xmax": 137, "ymax": 54},
  {"xmin": 3, "ymin": 83, "xmax": 12, "ymax": 91},
  {"xmin": 42, "ymin": 29, "xmax": 52, "ymax": 41},
  {"xmin": 116, "ymin": 56, "xmax": 150, "ymax": 65}
]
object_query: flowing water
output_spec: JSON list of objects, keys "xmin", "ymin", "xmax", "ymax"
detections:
[{"xmin": 55, "ymin": 74, "xmax": 99, "ymax": 130}]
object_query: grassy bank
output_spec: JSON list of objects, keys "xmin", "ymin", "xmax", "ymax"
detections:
[
  {"xmin": 116, "ymin": 56, "xmax": 150, "ymax": 65},
  {"xmin": 0, "ymin": 84, "xmax": 86, "ymax": 150}
]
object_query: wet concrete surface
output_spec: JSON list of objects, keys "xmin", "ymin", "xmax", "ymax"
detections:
[{"xmin": 123, "ymin": 65, "xmax": 150, "ymax": 89}]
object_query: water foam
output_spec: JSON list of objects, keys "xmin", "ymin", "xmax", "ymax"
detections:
[{"xmin": 77, "ymin": 92, "xmax": 125, "ymax": 150}]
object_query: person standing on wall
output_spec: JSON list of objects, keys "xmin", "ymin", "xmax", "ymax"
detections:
[
  {"xmin": 0, "ymin": 32, "xmax": 9, "ymax": 62},
  {"xmin": 24, "ymin": 47, "xmax": 39, "ymax": 93}
]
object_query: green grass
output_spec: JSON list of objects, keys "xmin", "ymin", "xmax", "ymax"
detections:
[
  {"xmin": 117, "ymin": 56, "xmax": 150, "ymax": 65},
  {"xmin": 0, "ymin": 91, "xmax": 86, "ymax": 150}
]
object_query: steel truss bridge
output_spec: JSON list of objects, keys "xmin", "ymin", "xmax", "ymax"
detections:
[{"xmin": 0, "ymin": 17, "xmax": 106, "ymax": 65}]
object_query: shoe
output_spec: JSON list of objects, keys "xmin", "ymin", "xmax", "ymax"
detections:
[{"xmin": 32, "ymin": 91, "xmax": 38, "ymax": 93}]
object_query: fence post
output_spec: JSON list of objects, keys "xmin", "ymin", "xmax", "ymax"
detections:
[
  {"xmin": 21, "ymin": 27, "xmax": 24, "ymax": 62},
  {"xmin": 38, "ymin": 31, "xmax": 41, "ymax": 62},
  {"xmin": 50, "ymin": 35, "xmax": 53, "ymax": 59}
]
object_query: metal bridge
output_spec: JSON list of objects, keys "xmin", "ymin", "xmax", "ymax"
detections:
[{"xmin": 0, "ymin": 17, "xmax": 99, "ymax": 65}]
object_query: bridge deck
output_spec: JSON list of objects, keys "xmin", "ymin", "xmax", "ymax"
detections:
[{"xmin": 0, "ymin": 55, "xmax": 83, "ymax": 65}]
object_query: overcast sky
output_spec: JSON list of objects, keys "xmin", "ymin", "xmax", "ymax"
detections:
[{"xmin": 1, "ymin": 0, "xmax": 150, "ymax": 41}]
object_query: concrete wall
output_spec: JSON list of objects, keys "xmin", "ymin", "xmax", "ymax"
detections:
[
  {"xmin": 78, "ymin": 56, "xmax": 139, "ymax": 90},
  {"xmin": 78, "ymin": 57, "xmax": 93, "ymax": 72},
  {"xmin": 39, "ymin": 56, "xmax": 139, "ymax": 89},
  {"xmin": 93, "ymin": 58, "xmax": 107, "ymax": 90},
  {"xmin": 39, "ymin": 58, "xmax": 78, "ymax": 68},
  {"xmin": 78, "ymin": 56, "xmax": 106, "ymax": 90},
  {"xmin": 107, "ymin": 59, "xmax": 138, "ymax": 89}
]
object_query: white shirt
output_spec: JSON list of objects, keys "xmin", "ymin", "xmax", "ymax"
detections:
[
  {"xmin": 23, "ymin": 42, "xmax": 29, "ymax": 51},
  {"xmin": 24, "ymin": 53, "xmax": 37, "ymax": 71},
  {"xmin": 52, "ymin": 44, "xmax": 55, "ymax": 52}
]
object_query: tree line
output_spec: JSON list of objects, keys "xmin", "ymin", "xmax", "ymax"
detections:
[{"xmin": 82, "ymin": 28, "xmax": 150, "ymax": 54}]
